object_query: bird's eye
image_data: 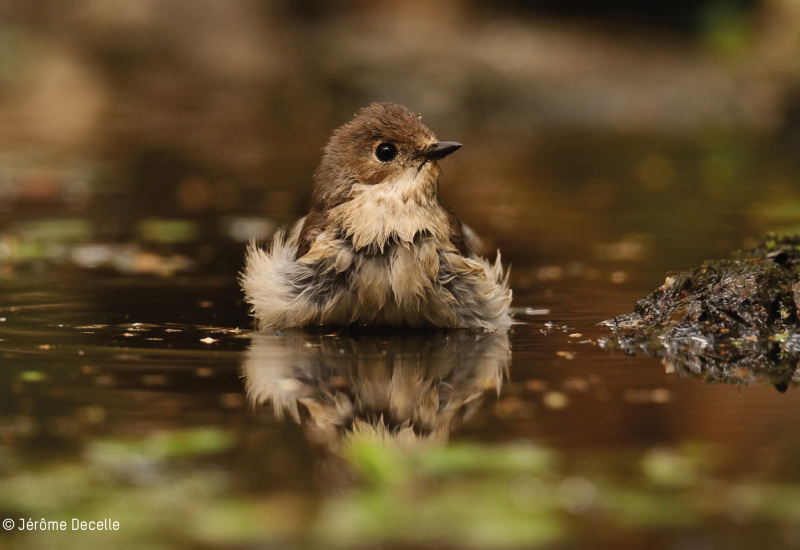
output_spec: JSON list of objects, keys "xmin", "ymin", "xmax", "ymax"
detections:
[{"xmin": 375, "ymin": 142, "xmax": 398, "ymax": 162}]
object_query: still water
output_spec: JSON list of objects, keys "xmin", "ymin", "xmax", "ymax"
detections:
[{"xmin": 2, "ymin": 133, "xmax": 800, "ymax": 549}]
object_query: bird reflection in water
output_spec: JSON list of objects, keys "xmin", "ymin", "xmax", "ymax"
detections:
[{"xmin": 242, "ymin": 329, "xmax": 510, "ymax": 482}]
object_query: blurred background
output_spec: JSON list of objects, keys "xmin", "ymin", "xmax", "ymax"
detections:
[{"xmin": 2, "ymin": 0, "xmax": 800, "ymax": 280}]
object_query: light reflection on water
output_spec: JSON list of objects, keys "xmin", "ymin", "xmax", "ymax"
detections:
[
  {"xmin": 244, "ymin": 330, "xmax": 508, "ymax": 447},
  {"xmin": 242, "ymin": 329, "xmax": 511, "ymax": 492}
]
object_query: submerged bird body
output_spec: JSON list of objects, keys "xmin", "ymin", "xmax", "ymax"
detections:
[{"xmin": 242, "ymin": 103, "xmax": 512, "ymax": 332}]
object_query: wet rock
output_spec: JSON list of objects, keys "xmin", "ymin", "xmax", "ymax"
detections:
[{"xmin": 601, "ymin": 234, "xmax": 800, "ymax": 388}]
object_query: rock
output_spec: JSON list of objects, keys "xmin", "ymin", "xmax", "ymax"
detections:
[{"xmin": 601, "ymin": 234, "xmax": 800, "ymax": 388}]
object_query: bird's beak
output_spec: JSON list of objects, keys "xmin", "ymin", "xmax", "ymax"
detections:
[{"xmin": 418, "ymin": 141, "xmax": 462, "ymax": 161}]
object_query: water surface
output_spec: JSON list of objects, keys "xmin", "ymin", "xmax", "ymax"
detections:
[{"xmin": 2, "ymin": 133, "xmax": 800, "ymax": 549}]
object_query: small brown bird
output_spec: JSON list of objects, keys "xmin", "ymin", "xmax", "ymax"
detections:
[{"xmin": 241, "ymin": 102, "xmax": 512, "ymax": 331}]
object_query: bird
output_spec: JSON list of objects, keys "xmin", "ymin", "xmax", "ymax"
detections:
[{"xmin": 241, "ymin": 102, "xmax": 512, "ymax": 332}]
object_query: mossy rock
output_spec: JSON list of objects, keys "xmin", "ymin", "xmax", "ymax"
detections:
[{"xmin": 602, "ymin": 235, "xmax": 800, "ymax": 389}]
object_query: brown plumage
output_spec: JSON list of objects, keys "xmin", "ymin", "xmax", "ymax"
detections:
[{"xmin": 241, "ymin": 102, "xmax": 512, "ymax": 331}]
